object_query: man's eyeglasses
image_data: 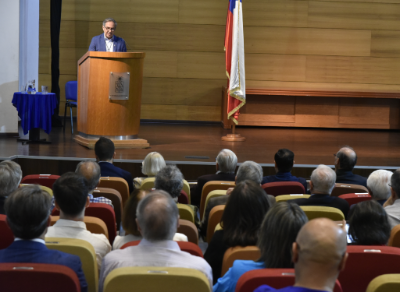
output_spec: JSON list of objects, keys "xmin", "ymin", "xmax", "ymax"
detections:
[{"xmin": 104, "ymin": 27, "xmax": 115, "ymax": 31}]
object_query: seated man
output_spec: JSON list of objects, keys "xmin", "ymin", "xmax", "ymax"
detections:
[
  {"xmin": 99, "ymin": 190, "xmax": 212, "ymax": 292},
  {"xmin": 261, "ymin": 149, "xmax": 307, "ymax": 193},
  {"xmin": 75, "ymin": 160, "xmax": 113, "ymax": 207},
  {"xmin": 191, "ymin": 149, "xmax": 237, "ymax": 206},
  {"xmin": 384, "ymin": 169, "xmax": 400, "ymax": 229},
  {"xmin": 292, "ymin": 165, "xmax": 349, "ymax": 218},
  {"xmin": 334, "ymin": 146, "xmax": 367, "ymax": 188},
  {"xmin": 255, "ymin": 218, "xmax": 348, "ymax": 292},
  {"xmin": 367, "ymin": 169, "xmax": 393, "ymax": 205},
  {"xmin": 95, "ymin": 137, "xmax": 134, "ymax": 193},
  {"xmin": 46, "ymin": 172, "xmax": 111, "ymax": 269},
  {"xmin": 0, "ymin": 185, "xmax": 87, "ymax": 292},
  {"xmin": 0, "ymin": 160, "xmax": 22, "ymax": 214}
]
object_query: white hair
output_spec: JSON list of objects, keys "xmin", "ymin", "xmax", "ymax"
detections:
[
  {"xmin": 236, "ymin": 161, "xmax": 263, "ymax": 184},
  {"xmin": 142, "ymin": 152, "xmax": 166, "ymax": 176},
  {"xmin": 310, "ymin": 165, "xmax": 336, "ymax": 195},
  {"xmin": 0, "ymin": 161, "xmax": 23, "ymax": 197},
  {"xmin": 367, "ymin": 170, "xmax": 393, "ymax": 201},
  {"xmin": 216, "ymin": 149, "xmax": 237, "ymax": 173}
]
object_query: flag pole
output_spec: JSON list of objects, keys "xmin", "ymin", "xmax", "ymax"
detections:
[{"xmin": 221, "ymin": 119, "xmax": 246, "ymax": 142}]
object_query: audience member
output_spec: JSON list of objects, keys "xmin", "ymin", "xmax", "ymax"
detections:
[
  {"xmin": 204, "ymin": 180, "xmax": 270, "ymax": 283},
  {"xmin": 348, "ymin": 200, "xmax": 390, "ymax": 245},
  {"xmin": 0, "ymin": 185, "xmax": 87, "ymax": 292},
  {"xmin": 0, "ymin": 160, "xmax": 22, "ymax": 214},
  {"xmin": 261, "ymin": 149, "xmax": 307, "ymax": 193},
  {"xmin": 112, "ymin": 189, "xmax": 187, "ymax": 249},
  {"xmin": 334, "ymin": 146, "xmax": 367, "ymax": 188},
  {"xmin": 201, "ymin": 161, "xmax": 275, "ymax": 238},
  {"xmin": 292, "ymin": 165, "xmax": 349, "ymax": 218},
  {"xmin": 95, "ymin": 137, "xmax": 134, "ymax": 193},
  {"xmin": 367, "ymin": 169, "xmax": 393, "ymax": 205},
  {"xmin": 384, "ymin": 169, "xmax": 400, "ymax": 229},
  {"xmin": 255, "ymin": 218, "xmax": 348, "ymax": 292},
  {"xmin": 46, "ymin": 172, "xmax": 111, "ymax": 269},
  {"xmin": 75, "ymin": 160, "xmax": 113, "ymax": 207},
  {"xmin": 99, "ymin": 191, "xmax": 212, "ymax": 292},
  {"xmin": 133, "ymin": 152, "xmax": 166, "ymax": 189},
  {"xmin": 192, "ymin": 149, "xmax": 237, "ymax": 206},
  {"xmin": 214, "ymin": 202, "xmax": 308, "ymax": 292}
]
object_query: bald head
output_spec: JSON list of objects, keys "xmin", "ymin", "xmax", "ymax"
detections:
[
  {"xmin": 75, "ymin": 160, "xmax": 101, "ymax": 192},
  {"xmin": 336, "ymin": 146, "xmax": 357, "ymax": 171}
]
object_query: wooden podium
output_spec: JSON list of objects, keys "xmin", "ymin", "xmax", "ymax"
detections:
[{"xmin": 74, "ymin": 52, "xmax": 149, "ymax": 149}]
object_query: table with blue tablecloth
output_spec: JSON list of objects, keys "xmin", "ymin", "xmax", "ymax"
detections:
[{"xmin": 12, "ymin": 92, "xmax": 58, "ymax": 143}]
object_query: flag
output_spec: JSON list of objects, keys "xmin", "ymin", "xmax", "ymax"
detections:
[{"xmin": 225, "ymin": 0, "xmax": 246, "ymax": 125}]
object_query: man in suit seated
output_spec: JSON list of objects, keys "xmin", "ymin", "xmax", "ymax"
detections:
[
  {"xmin": 98, "ymin": 190, "xmax": 213, "ymax": 292},
  {"xmin": 0, "ymin": 160, "xmax": 22, "ymax": 214},
  {"xmin": 95, "ymin": 137, "xmax": 134, "ymax": 194},
  {"xmin": 334, "ymin": 146, "xmax": 367, "ymax": 188},
  {"xmin": 292, "ymin": 165, "xmax": 349, "ymax": 218},
  {"xmin": 255, "ymin": 218, "xmax": 348, "ymax": 292},
  {"xmin": 261, "ymin": 148, "xmax": 308, "ymax": 193},
  {"xmin": 89, "ymin": 18, "xmax": 127, "ymax": 52},
  {"xmin": 0, "ymin": 185, "xmax": 88, "ymax": 292},
  {"xmin": 191, "ymin": 149, "xmax": 237, "ymax": 207},
  {"xmin": 46, "ymin": 172, "xmax": 111, "ymax": 270}
]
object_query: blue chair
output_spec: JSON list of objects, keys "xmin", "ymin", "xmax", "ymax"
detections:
[{"xmin": 63, "ymin": 81, "xmax": 78, "ymax": 134}]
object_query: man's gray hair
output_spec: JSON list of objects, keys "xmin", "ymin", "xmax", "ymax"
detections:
[
  {"xmin": 367, "ymin": 169, "xmax": 393, "ymax": 201},
  {"xmin": 216, "ymin": 149, "xmax": 237, "ymax": 173},
  {"xmin": 0, "ymin": 161, "xmax": 23, "ymax": 197},
  {"xmin": 154, "ymin": 165, "xmax": 184, "ymax": 199},
  {"xmin": 236, "ymin": 161, "xmax": 263, "ymax": 185},
  {"xmin": 102, "ymin": 18, "xmax": 117, "ymax": 28},
  {"xmin": 136, "ymin": 190, "xmax": 178, "ymax": 241},
  {"xmin": 310, "ymin": 165, "xmax": 336, "ymax": 195},
  {"xmin": 75, "ymin": 160, "xmax": 101, "ymax": 192}
]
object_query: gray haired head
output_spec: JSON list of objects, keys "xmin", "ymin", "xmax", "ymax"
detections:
[
  {"xmin": 236, "ymin": 161, "xmax": 263, "ymax": 185},
  {"xmin": 102, "ymin": 18, "xmax": 117, "ymax": 28},
  {"xmin": 310, "ymin": 164, "xmax": 336, "ymax": 195},
  {"xmin": 367, "ymin": 169, "xmax": 393, "ymax": 201},
  {"xmin": 154, "ymin": 165, "xmax": 184, "ymax": 199},
  {"xmin": 216, "ymin": 149, "xmax": 237, "ymax": 173},
  {"xmin": 0, "ymin": 160, "xmax": 23, "ymax": 197}
]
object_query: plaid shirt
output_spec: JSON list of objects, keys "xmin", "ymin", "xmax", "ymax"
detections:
[{"xmin": 88, "ymin": 194, "xmax": 113, "ymax": 208}]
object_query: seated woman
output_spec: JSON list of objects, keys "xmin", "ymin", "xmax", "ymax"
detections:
[
  {"xmin": 112, "ymin": 189, "xmax": 187, "ymax": 249},
  {"xmin": 213, "ymin": 201, "xmax": 308, "ymax": 292},
  {"xmin": 133, "ymin": 152, "xmax": 166, "ymax": 189},
  {"xmin": 204, "ymin": 180, "xmax": 271, "ymax": 284},
  {"xmin": 348, "ymin": 200, "xmax": 390, "ymax": 245}
]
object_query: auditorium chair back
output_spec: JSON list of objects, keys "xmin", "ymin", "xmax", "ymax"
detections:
[
  {"xmin": 200, "ymin": 181, "xmax": 235, "ymax": 220},
  {"xmin": 261, "ymin": 182, "xmax": 305, "ymax": 197},
  {"xmin": 207, "ymin": 205, "xmax": 225, "ymax": 243},
  {"xmin": 203, "ymin": 190, "xmax": 227, "ymax": 219},
  {"xmin": 221, "ymin": 246, "xmax": 261, "ymax": 276},
  {"xmin": 0, "ymin": 214, "xmax": 14, "ymax": 250},
  {"xmin": 366, "ymin": 274, "xmax": 400, "ymax": 292},
  {"xmin": 275, "ymin": 194, "xmax": 310, "ymax": 202},
  {"xmin": 20, "ymin": 183, "xmax": 54, "ymax": 196},
  {"xmin": 338, "ymin": 246, "xmax": 400, "ymax": 292},
  {"xmin": 338, "ymin": 193, "xmax": 371, "ymax": 207},
  {"xmin": 93, "ymin": 187, "xmax": 123, "ymax": 230},
  {"xmin": 120, "ymin": 240, "xmax": 203, "ymax": 257},
  {"xmin": 98, "ymin": 177, "xmax": 129, "ymax": 206},
  {"xmin": 20, "ymin": 174, "xmax": 60, "ymax": 189},
  {"xmin": 388, "ymin": 224, "xmax": 400, "ymax": 248},
  {"xmin": 177, "ymin": 203, "xmax": 196, "ymax": 224},
  {"xmin": 300, "ymin": 206, "xmax": 345, "ymax": 221},
  {"xmin": 0, "ymin": 263, "xmax": 80, "ymax": 292},
  {"xmin": 331, "ymin": 183, "xmax": 369, "ymax": 197},
  {"xmin": 178, "ymin": 219, "xmax": 199, "ymax": 244}
]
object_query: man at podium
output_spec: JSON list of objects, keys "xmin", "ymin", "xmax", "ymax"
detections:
[{"xmin": 89, "ymin": 18, "xmax": 127, "ymax": 52}]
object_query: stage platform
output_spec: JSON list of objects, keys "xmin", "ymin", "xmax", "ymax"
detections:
[{"xmin": 1, "ymin": 121, "xmax": 400, "ymax": 180}]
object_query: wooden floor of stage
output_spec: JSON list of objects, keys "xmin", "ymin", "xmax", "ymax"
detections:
[{"xmin": 2, "ymin": 121, "xmax": 400, "ymax": 170}]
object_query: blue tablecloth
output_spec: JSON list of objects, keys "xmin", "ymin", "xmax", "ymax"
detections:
[{"xmin": 12, "ymin": 92, "xmax": 58, "ymax": 135}]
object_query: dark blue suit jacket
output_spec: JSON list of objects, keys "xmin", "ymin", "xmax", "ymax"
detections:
[
  {"xmin": 336, "ymin": 169, "xmax": 367, "ymax": 188},
  {"xmin": 261, "ymin": 172, "xmax": 308, "ymax": 194},
  {"xmin": 88, "ymin": 34, "xmax": 127, "ymax": 52},
  {"xmin": 99, "ymin": 161, "xmax": 134, "ymax": 194},
  {"xmin": 0, "ymin": 240, "xmax": 87, "ymax": 292}
]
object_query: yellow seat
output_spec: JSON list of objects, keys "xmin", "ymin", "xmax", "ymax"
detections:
[
  {"xmin": 215, "ymin": 223, "xmax": 223, "ymax": 231},
  {"xmin": 98, "ymin": 177, "xmax": 130, "ymax": 207},
  {"xmin": 276, "ymin": 194, "xmax": 310, "ymax": 202},
  {"xmin": 207, "ymin": 205, "xmax": 225, "ymax": 243},
  {"xmin": 200, "ymin": 181, "xmax": 235, "ymax": 220},
  {"xmin": 140, "ymin": 177, "xmax": 192, "ymax": 204},
  {"xmin": 203, "ymin": 190, "xmax": 227, "ymax": 219},
  {"xmin": 388, "ymin": 225, "xmax": 400, "ymax": 248},
  {"xmin": 103, "ymin": 267, "xmax": 211, "ymax": 292},
  {"xmin": 177, "ymin": 204, "xmax": 196, "ymax": 224},
  {"xmin": 366, "ymin": 274, "xmax": 400, "ymax": 292},
  {"xmin": 300, "ymin": 206, "xmax": 345, "ymax": 221},
  {"xmin": 51, "ymin": 216, "xmax": 109, "ymax": 239},
  {"xmin": 20, "ymin": 184, "xmax": 53, "ymax": 196},
  {"xmin": 45, "ymin": 237, "xmax": 98, "ymax": 292},
  {"xmin": 221, "ymin": 246, "xmax": 261, "ymax": 277}
]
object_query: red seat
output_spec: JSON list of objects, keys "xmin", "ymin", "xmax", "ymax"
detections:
[
  {"xmin": 20, "ymin": 174, "xmax": 60, "ymax": 188},
  {"xmin": 52, "ymin": 203, "xmax": 117, "ymax": 245},
  {"xmin": 235, "ymin": 268, "xmax": 342, "ymax": 292},
  {"xmin": 261, "ymin": 182, "xmax": 305, "ymax": 197},
  {"xmin": 338, "ymin": 193, "xmax": 371, "ymax": 207},
  {"xmin": 121, "ymin": 240, "xmax": 203, "ymax": 257},
  {"xmin": 178, "ymin": 190, "xmax": 189, "ymax": 204},
  {"xmin": 339, "ymin": 245, "xmax": 400, "ymax": 292},
  {"xmin": 0, "ymin": 263, "xmax": 81, "ymax": 292},
  {"xmin": 0, "ymin": 215, "xmax": 14, "ymax": 250}
]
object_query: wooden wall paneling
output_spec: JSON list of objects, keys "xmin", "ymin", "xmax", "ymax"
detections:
[
  {"xmin": 177, "ymin": 52, "xmax": 226, "ymax": 79},
  {"xmin": 371, "ymin": 30, "xmax": 400, "ymax": 57},
  {"xmin": 140, "ymin": 104, "xmax": 221, "ymax": 121},
  {"xmin": 306, "ymin": 56, "xmax": 400, "ymax": 85},
  {"xmin": 389, "ymin": 99, "xmax": 400, "ymax": 129},
  {"xmin": 142, "ymin": 78, "xmax": 225, "ymax": 106},
  {"xmin": 39, "ymin": 47, "xmax": 51, "ymax": 74},
  {"xmin": 178, "ymin": 0, "xmax": 227, "ymax": 25},
  {"xmin": 308, "ymin": 1, "xmax": 400, "ymax": 30},
  {"xmin": 39, "ymin": 0, "xmax": 50, "ymax": 20},
  {"xmin": 295, "ymin": 97, "xmax": 339, "ymax": 126},
  {"xmin": 246, "ymin": 54, "xmax": 306, "ymax": 81},
  {"xmin": 61, "ymin": 0, "xmax": 180, "ymax": 24},
  {"xmin": 59, "ymin": 48, "xmax": 88, "ymax": 75},
  {"xmin": 244, "ymin": 0, "xmax": 309, "ymax": 27},
  {"xmin": 39, "ymin": 19, "xmax": 51, "ymax": 48},
  {"xmin": 338, "ymin": 98, "xmax": 391, "ymax": 125},
  {"xmin": 143, "ymin": 51, "xmax": 178, "ymax": 78},
  {"xmin": 244, "ymin": 27, "xmax": 371, "ymax": 56}
]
